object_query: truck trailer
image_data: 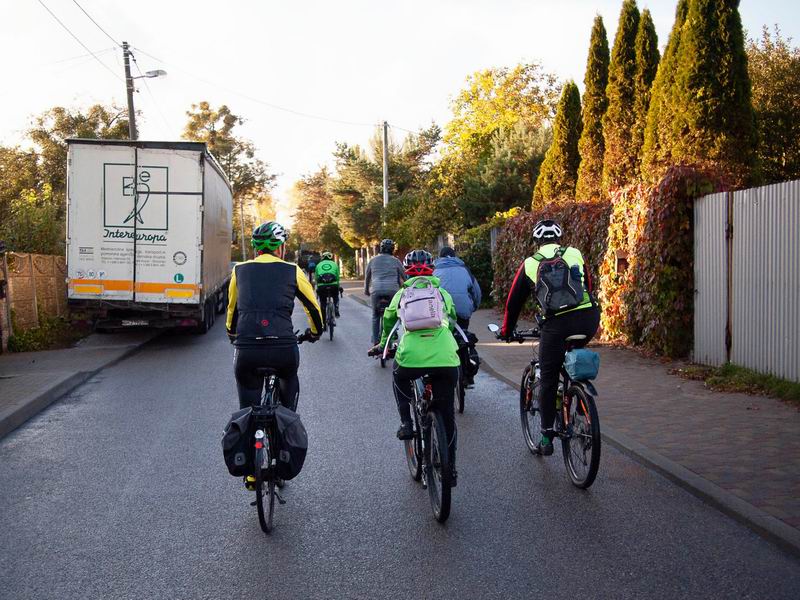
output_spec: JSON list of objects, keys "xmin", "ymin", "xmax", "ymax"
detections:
[{"xmin": 66, "ymin": 139, "xmax": 233, "ymax": 333}]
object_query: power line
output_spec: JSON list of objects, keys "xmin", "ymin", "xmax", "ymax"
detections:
[
  {"xmin": 37, "ymin": 46, "xmax": 116, "ymax": 67},
  {"xmin": 36, "ymin": 0, "xmax": 122, "ymax": 82},
  {"xmin": 71, "ymin": 0, "xmax": 121, "ymax": 47},
  {"xmin": 133, "ymin": 46, "xmax": 380, "ymax": 129}
]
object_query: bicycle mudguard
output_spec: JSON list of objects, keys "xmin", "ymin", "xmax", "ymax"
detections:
[
  {"xmin": 453, "ymin": 323, "xmax": 469, "ymax": 344},
  {"xmin": 383, "ymin": 321, "xmax": 401, "ymax": 360},
  {"xmin": 573, "ymin": 380, "xmax": 598, "ymax": 397}
]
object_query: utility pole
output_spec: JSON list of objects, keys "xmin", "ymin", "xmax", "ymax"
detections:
[
  {"xmin": 122, "ymin": 41, "xmax": 137, "ymax": 140},
  {"xmin": 382, "ymin": 121, "xmax": 389, "ymax": 209},
  {"xmin": 239, "ymin": 196, "xmax": 247, "ymax": 261}
]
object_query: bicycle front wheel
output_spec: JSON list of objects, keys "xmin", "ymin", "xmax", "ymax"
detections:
[
  {"xmin": 455, "ymin": 368, "xmax": 465, "ymax": 414},
  {"xmin": 519, "ymin": 364, "xmax": 542, "ymax": 454},
  {"xmin": 426, "ymin": 411, "xmax": 452, "ymax": 523},
  {"xmin": 561, "ymin": 383, "xmax": 601, "ymax": 489},
  {"xmin": 327, "ymin": 301, "xmax": 335, "ymax": 341}
]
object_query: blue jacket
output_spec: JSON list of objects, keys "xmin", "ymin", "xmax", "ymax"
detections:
[{"xmin": 433, "ymin": 257, "xmax": 482, "ymax": 319}]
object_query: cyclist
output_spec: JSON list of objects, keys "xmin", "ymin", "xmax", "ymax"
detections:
[
  {"xmin": 364, "ymin": 238, "xmax": 405, "ymax": 345},
  {"xmin": 434, "ymin": 246, "xmax": 482, "ymax": 387},
  {"xmin": 433, "ymin": 246, "xmax": 481, "ymax": 331},
  {"xmin": 226, "ymin": 221, "xmax": 322, "ymax": 412},
  {"xmin": 369, "ymin": 249, "xmax": 460, "ymax": 483},
  {"xmin": 305, "ymin": 254, "xmax": 318, "ymax": 284},
  {"xmin": 499, "ymin": 219, "xmax": 600, "ymax": 456},
  {"xmin": 315, "ymin": 251, "xmax": 341, "ymax": 319}
]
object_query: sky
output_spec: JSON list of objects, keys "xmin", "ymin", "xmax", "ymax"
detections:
[{"xmin": 2, "ymin": 0, "xmax": 798, "ymax": 223}]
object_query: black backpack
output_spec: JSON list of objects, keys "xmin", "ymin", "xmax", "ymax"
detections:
[{"xmin": 534, "ymin": 247, "xmax": 585, "ymax": 316}]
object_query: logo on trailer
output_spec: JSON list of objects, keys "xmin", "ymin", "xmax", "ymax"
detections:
[
  {"xmin": 173, "ymin": 251, "xmax": 187, "ymax": 265},
  {"xmin": 174, "ymin": 273, "xmax": 184, "ymax": 283},
  {"xmin": 104, "ymin": 164, "xmax": 168, "ymax": 231}
]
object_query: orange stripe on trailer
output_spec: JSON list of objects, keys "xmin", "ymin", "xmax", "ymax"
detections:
[{"xmin": 68, "ymin": 279, "xmax": 199, "ymax": 294}]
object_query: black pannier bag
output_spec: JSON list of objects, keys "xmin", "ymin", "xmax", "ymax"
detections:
[
  {"xmin": 274, "ymin": 406, "xmax": 308, "ymax": 480},
  {"xmin": 465, "ymin": 331, "xmax": 481, "ymax": 377},
  {"xmin": 318, "ymin": 272, "xmax": 337, "ymax": 284},
  {"xmin": 222, "ymin": 408, "xmax": 254, "ymax": 476}
]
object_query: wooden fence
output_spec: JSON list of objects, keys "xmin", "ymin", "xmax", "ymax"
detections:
[{"xmin": 0, "ymin": 253, "xmax": 68, "ymax": 349}]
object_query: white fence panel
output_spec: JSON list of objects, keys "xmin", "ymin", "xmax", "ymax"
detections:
[
  {"xmin": 693, "ymin": 192, "xmax": 728, "ymax": 366},
  {"xmin": 731, "ymin": 181, "xmax": 800, "ymax": 382}
]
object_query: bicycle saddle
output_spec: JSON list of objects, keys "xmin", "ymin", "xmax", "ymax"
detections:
[{"xmin": 565, "ymin": 334, "xmax": 587, "ymax": 342}]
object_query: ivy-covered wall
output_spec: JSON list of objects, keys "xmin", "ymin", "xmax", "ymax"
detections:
[{"xmin": 494, "ymin": 166, "xmax": 724, "ymax": 358}]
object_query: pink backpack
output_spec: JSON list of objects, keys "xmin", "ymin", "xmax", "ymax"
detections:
[{"xmin": 399, "ymin": 279, "xmax": 445, "ymax": 331}]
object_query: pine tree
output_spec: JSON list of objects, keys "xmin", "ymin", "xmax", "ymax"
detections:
[
  {"xmin": 532, "ymin": 82, "xmax": 583, "ymax": 207},
  {"xmin": 602, "ymin": 0, "xmax": 640, "ymax": 192},
  {"xmin": 631, "ymin": 9, "xmax": 659, "ymax": 175},
  {"xmin": 669, "ymin": 0, "xmax": 757, "ymax": 183},
  {"xmin": 575, "ymin": 16, "xmax": 610, "ymax": 202},
  {"xmin": 642, "ymin": 0, "xmax": 689, "ymax": 178}
]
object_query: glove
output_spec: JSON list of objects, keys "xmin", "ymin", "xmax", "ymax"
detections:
[
  {"xmin": 306, "ymin": 328, "xmax": 320, "ymax": 343},
  {"xmin": 227, "ymin": 330, "xmax": 236, "ymax": 344},
  {"xmin": 367, "ymin": 344, "xmax": 383, "ymax": 357}
]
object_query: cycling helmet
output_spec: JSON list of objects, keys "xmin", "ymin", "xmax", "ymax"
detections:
[
  {"xmin": 321, "ymin": 251, "xmax": 334, "ymax": 261},
  {"xmin": 403, "ymin": 249, "xmax": 434, "ymax": 276},
  {"xmin": 379, "ymin": 238, "xmax": 395, "ymax": 254},
  {"xmin": 532, "ymin": 219, "xmax": 562, "ymax": 242},
  {"xmin": 251, "ymin": 221, "xmax": 288, "ymax": 252}
]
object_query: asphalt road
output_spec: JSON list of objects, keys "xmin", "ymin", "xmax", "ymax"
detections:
[{"xmin": 1, "ymin": 295, "xmax": 799, "ymax": 599}]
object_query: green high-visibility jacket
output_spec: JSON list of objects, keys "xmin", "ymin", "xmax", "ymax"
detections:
[{"xmin": 380, "ymin": 276, "xmax": 460, "ymax": 368}]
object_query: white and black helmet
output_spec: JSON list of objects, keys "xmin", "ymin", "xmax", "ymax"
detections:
[{"xmin": 532, "ymin": 219, "xmax": 562, "ymax": 242}]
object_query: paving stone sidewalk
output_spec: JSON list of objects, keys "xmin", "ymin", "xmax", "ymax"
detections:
[
  {"xmin": 467, "ymin": 308, "xmax": 800, "ymax": 540},
  {"xmin": 0, "ymin": 330, "xmax": 158, "ymax": 437}
]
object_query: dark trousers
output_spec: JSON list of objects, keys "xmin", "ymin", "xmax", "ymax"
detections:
[
  {"xmin": 317, "ymin": 285, "xmax": 340, "ymax": 317},
  {"xmin": 456, "ymin": 316, "xmax": 470, "ymax": 330},
  {"xmin": 393, "ymin": 364, "xmax": 459, "ymax": 466},
  {"xmin": 234, "ymin": 345, "xmax": 300, "ymax": 410},
  {"xmin": 371, "ymin": 292, "xmax": 395, "ymax": 344},
  {"xmin": 538, "ymin": 306, "xmax": 600, "ymax": 432}
]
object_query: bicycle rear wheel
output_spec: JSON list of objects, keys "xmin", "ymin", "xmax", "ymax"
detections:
[
  {"xmin": 254, "ymin": 448, "xmax": 275, "ymax": 533},
  {"xmin": 455, "ymin": 367, "xmax": 465, "ymax": 414},
  {"xmin": 326, "ymin": 300, "xmax": 335, "ymax": 341},
  {"xmin": 561, "ymin": 383, "xmax": 601, "ymax": 489},
  {"xmin": 519, "ymin": 364, "xmax": 542, "ymax": 454},
  {"xmin": 426, "ymin": 410, "xmax": 452, "ymax": 523}
]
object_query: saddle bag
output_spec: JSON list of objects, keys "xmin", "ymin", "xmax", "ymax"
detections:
[{"xmin": 564, "ymin": 349, "xmax": 600, "ymax": 381}]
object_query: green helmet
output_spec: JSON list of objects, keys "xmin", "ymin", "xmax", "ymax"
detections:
[
  {"xmin": 251, "ymin": 221, "xmax": 288, "ymax": 252},
  {"xmin": 321, "ymin": 251, "xmax": 333, "ymax": 261}
]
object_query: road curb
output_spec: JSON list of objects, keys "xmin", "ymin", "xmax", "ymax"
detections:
[
  {"xmin": 0, "ymin": 335, "xmax": 157, "ymax": 440},
  {"xmin": 479, "ymin": 355, "xmax": 800, "ymax": 558}
]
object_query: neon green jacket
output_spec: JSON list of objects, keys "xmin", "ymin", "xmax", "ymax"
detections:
[
  {"xmin": 315, "ymin": 259, "xmax": 340, "ymax": 287},
  {"xmin": 380, "ymin": 276, "xmax": 460, "ymax": 368}
]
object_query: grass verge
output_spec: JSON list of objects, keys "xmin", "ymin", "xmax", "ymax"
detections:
[
  {"xmin": 670, "ymin": 363, "xmax": 800, "ymax": 406},
  {"xmin": 8, "ymin": 316, "xmax": 91, "ymax": 352}
]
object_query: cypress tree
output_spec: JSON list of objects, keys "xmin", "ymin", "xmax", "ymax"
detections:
[
  {"xmin": 575, "ymin": 16, "xmax": 610, "ymax": 202},
  {"xmin": 667, "ymin": 0, "xmax": 758, "ymax": 184},
  {"xmin": 602, "ymin": 0, "xmax": 640, "ymax": 193},
  {"xmin": 631, "ymin": 9, "xmax": 659, "ymax": 175},
  {"xmin": 642, "ymin": 0, "xmax": 689, "ymax": 179},
  {"xmin": 532, "ymin": 82, "xmax": 583, "ymax": 207}
]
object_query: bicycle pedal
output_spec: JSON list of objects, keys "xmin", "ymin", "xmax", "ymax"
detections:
[{"xmin": 250, "ymin": 500, "xmax": 257, "ymax": 507}]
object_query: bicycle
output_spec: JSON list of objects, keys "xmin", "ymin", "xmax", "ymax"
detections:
[
  {"xmin": 488, "ymin": 322, "xmax": 601, "ymax": 489},
  {"xmin": 249, "ymin": 330, "xmax": 312, "ymax": 533}
]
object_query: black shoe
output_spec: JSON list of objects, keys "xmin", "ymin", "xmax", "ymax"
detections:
[
  {"xmin": 450, "ymin": 468, "xmax": 457, "ymax": 487},
  {"xmin": 335, "ymin": 309, "xmax": 340, "ymax": 318},
  {"xmin": 397, "ymin": 422, "xmax": 414, "ymax": 440}
]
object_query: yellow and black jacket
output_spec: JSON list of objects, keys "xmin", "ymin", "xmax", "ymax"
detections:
[{"xmin": 226, "ymin": 253, "xmax": 322, "ymax": 347}]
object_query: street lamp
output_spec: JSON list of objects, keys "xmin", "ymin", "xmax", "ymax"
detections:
[{"xmin": 122, "ymin": 41, "xmax": 167, "ymax": 140}]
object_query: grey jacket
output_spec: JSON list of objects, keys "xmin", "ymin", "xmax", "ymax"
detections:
[{"xmin": 365, "ymin": 253, "xmax": 405, "ymax": 295}]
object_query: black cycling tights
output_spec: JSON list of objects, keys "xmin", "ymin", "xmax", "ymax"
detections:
[
  {"xmin": 393, "ymin": 364, "xmax": 459, "ymax": 466},
  {"xmin": 234, "ymin": 345, "xmax": 300, "ymax": 410}
]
